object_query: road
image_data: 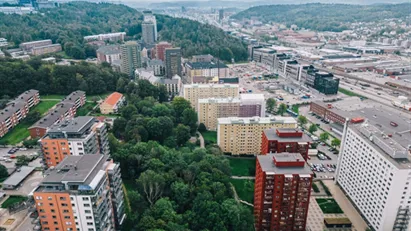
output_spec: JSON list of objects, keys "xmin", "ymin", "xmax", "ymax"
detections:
[{"xmin": 196, "ymin": 132, "xmax": 205, "ymax": 148}]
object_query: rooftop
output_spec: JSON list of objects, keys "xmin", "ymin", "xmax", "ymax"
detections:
[
  {"xmin": 20, "ymin": 39, "xmax": 51, "ymax": 45},
  {"xmin": 258, "ymin": 153, "xmax": 312, "ymax": 175},
  {"xmin": 184, "ymin": 83, "xmax": 239, "ymax": 89},
  {"xmin": 29, "ymin": 102, "xmax": 75, "ymax": 129},
  {"xmin": 186, "ymin": 61, "xmax": 228, "ymax": 69},
  {"xmin": 264, "ymin": 129, "xmax": 311, "ymax": 142},
  {"xmin": 32, "ymin": 44, "xmax": 61, "ymax": 50},
  {"xmin": 218, "ymin": 116, "xmax": 297, "ymax": 125},
  {"xmin": 102, "ymin": 92, "xmax": 123, "ymax": 106},
  {"xmin": 47, "ymin": 116, "xmax": 96, "ymax": 134},
  {"xmin": 239, "ymin": 93, "xmax": 265, "ymax": 101},
  {"xmin": 96, "ymin": 45, "xmax": 120, "ymax": 55},
  {"xmin": 2, "ymin": 166, "xmax": 35, "ymax": 187},
  {"xmin": 198, "ymin": 97, "xmax": 241, "ymax": 104}
]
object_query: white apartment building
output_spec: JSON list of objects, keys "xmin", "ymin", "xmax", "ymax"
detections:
[
  {"xmin": 183, "ymin": 83, "xmax": 239, "ymax": 110},
  {"xmin": 336, "ymin": 107, "xmax": 411, "ymax": 231}
]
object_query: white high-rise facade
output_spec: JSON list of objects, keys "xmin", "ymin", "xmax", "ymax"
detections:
[
  {"xmin": 143, "ymin": 11, "xmax": 157, "ymax": 42},
  {"xmin": 335, "ymin": 107, "xmax": 411, "ymax": 231}
]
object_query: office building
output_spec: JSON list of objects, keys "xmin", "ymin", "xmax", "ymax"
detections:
[
  {"xmin": 218, "ymin": 9, "xmax": 224, "ymax": 21},
  {"xmin": 96, "ymin": 45, "xmax": 121, "ymax": 64},
  {"xmin": 84, "ymin": 32, "xmax": 126, "ymax": 42},
  {"xmin": 143, "ymin": 11, "xmax": 157, "ymax": 41},
  {"xmin": 33, "ymin": 155, "xmax": 125, "ymax": 231},
  {"xmin": 148, "ymin": 59, "xmax": 165, "ymax": 76},
  {"xmin": 165, "ymin": 48, "xmax": 182, "ymax": 78},
  {"xmin": 335, "ymin": 108, "xmax": 411, "ymax": 231},
  {"xmin": 254, "ymin": 153, "xmax": 313, "ymax": 231},
  {"xmin": 99, "ymin": 92, "xmax": 125, "ymax": 114},
  {"xmin": 155, "ymin": 42, "xmax": 172, "ymax": 61},
  {"xmin": 40, "ymin": 116, "xmax": 109, "ymax": 167},
  {"xmin": 29, "ymin": 91, "xmax": 86, "ymax": 139},
  {"xmin": 217, "ymin": 116, "xmax": 298, "ymax": 155},
  {"xmin": 31, "ymin": 44, "xmax": 62, "ymax": 56},
  {"xmin": 261, "ymin": 128, "xmax": 311, "ymax": 160},
  {"xmin": 253, "ymin": 48, "xmax": 276, "ymax": 66},
  {"xmin": 198, "ymin": 94, "xmax": 265, "ymax": 131},
  {"xmin": 185, "ymin": 60, "xmax": 229, "ymax": 81},
  {"xmin": 142, "ymin": 21, "xmax": 156, "ymax": 45},
  {"xmin": 120, "ymin": 41, "xmax": 142, "ymax": 77},
  {"xmin": 183, "ymin": 83, "xmax": 239, "ymax": 110},
  {"xmin": 20, "ymin": 39, "xmax": 52, "ymax": 51},
  {"xmin": 302, "ymin": 70, "xmax": 339, "ymax": 95},
  {"xmin": 0, "ymin": 89, "xmax": 40, "ymax": 137}
]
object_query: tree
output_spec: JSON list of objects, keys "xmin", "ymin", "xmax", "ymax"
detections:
[
  {"xmin": 331, "ymin": 138, "xmax": 341, "ymax": 148},
  {"xmin": 266, "ymin": 98, "xmax": 276, "ymax": 113},
  {"xmin": 277, "ymin": 103, "xmax": 288, "ymax": 116},
  {"xmin": 0, "ymin": 164, "xmax": 8, "ymax": 179},
  {"xmin": 320, "ymin": 132, "xmax": 330, "ymax": 142},
  {"xmin": 198, "ymin": 123, "xmax": 207, "ymax": 132},
  {"xmin": 22, "ymin": 139, "xmax": 39, "ymax": 148},
  {"xmin": 137, "ymin": 170, "xmax": 165, "ymax": 206},
  {"xmin": 25, "ymin": 111, "xmax": 41, "ymax": 124},
  {"xmin": 309, "ymin": 124, "xmax": 318, "ymax": 134},
  {"xmin": 182, "ymin": 108, "xmax": 198, "ymax": 134},
  {"xmin": 297, "ymin": 115, "xmax": 308, "ymax": 126},
  {"xmin": 112, "ymin": 117, "xmax": 127, "ymax": 139},
  {"xmin": 172, "ymin": 97, "xmax": 192, "ymax": 121},
  {"xmin": 158, "ymin": 85, "xmax": 169, "ymax": 103},
  {"xmin": 15, "ymin": 155, "xmax": 31, "ymax": 167},
  {"xmin": 121, "ymin": 105, "xmax": 137, "ymax": 120},
  {"xmin": 174, "ymin": 124, "xmax": 191, "ymax": 147}
]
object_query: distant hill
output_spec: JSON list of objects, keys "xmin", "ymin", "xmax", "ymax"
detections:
[{"xmin": 232, "ymin": 3, "xmax": 411, "ymax": 32}]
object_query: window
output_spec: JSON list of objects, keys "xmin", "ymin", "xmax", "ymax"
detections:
[
  {"xmin": 60, "ymin": 197, "xmax": 66, "ymax": 201},
  {"xmin": 51, "ymin": 209, "xmax": 55, "ymax": 213},
  {"xmin": 86, "ymin": 216, "xmax": 92, "ymax": 220},
  {"xmin": 64, "ymin": 216, "xmax": 71, "ymax": 219},
  {"xmin": 85, "ymin": 210, "xmax": 91, "ymax": 214},
  {"xmin": 48, "ymin": 197, "xmax": 52, "ymax": 200},
  {"xmin": 82, "ymin": 197, "xmax": 89, "ymax": 201},
  {"xmin": 84, "ymin": 204, "xmax": 90, "ymax": 207},
  {"xmin": 52, "ymin": 216, "xmax": 56, "ymax": 219},
  {"xmin": 87, "ymin": 222, "xmax": 93, "ymax": 226}
]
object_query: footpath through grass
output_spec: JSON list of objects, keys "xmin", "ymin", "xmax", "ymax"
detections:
[
  {"xmin": 201, "ymin": 131, "xmax": 217, "ymax": 143},
  {"xmin": 228, "ymin": 158, "xmax": 256, "ymax": 176},
  {"xmin": 230, "ymin": 179, "xmax": 254, "ymax": 204},
  {"xmin": 1, "ymin": 196, "xmax": 27, "ymax": 208},
  {"xmin": 316, "ymin": 198, "xmax": 344, "ymax": 214}
]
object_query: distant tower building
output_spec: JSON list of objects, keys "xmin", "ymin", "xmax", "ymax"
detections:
[
  {"xmin": 218, "ymin": 9, "xmax": 224, "ymax": 22},
  {"xmin": 142, "ymin": 21, "xmax": 156, "ymax": 45},
  {"xmin": 254, "ymin": 153, "xmax": 313, "ymax": 231},
  {"xmin": 143, "ymin": 10, "xmax": 157, "ymax": 42},
  {"xmin": 120, "ymin": 41, "xmax": 142, "ymax": 77},
  {"xmin": 155, "ymin": 41, "xmax": 172, "ymax": 61},
  {"xmin": 165, "ymin": 47, "xmax": 182, "ymax": 78}
]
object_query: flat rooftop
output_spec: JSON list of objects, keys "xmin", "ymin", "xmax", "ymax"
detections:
[
  {"xmin": 239, "ymin": 94, "xmax": 265, "ymax": 101},
  {"xmin": 198, "ymin": 97, "xmax": 241, "ymax": 104},
  {"xmin": 184, "ymin": 83, "xmax": 239, "ymax": 89},
  {"xmin": 264, "ymin": 129, "xmax": 311, "ymax": 142},
  {"xmin": 258, "ymin": 153, "xmax": 312, "ymax": 175},
  {"xmin": 218, "ymin": 116, "xmax": 297, "ymax": 125},
  {"xmin": 2, "ymin": 166, "xmax": 35, "ymax": 187},
  {"xmin": 47, "ymin": 116, "xmax": 95, "ymax": 134}
]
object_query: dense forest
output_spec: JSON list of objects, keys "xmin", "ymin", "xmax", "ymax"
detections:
[
  {"xmin": 0, "ymin": 2, "xmax": 247, "ymax": 61},
  {"xmin": 232, "ymin": 3, "xmax": 411, "ymax": 32}
]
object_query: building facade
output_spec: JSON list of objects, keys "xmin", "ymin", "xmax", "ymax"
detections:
[
  {"xmin": 20, "ymin": 39, "xmax": 52, "ymax": 51},
  {"xmin": 303, "ymin": 70, "xmax": 339, "ymax": 95},
  {"xmin": 33, "ymin": 155, "xmax": 125, "ymax": 231},
  {"xmin": 254, "ymin": 153, "xmax": 313, "ymax": 231},
  {"xmin": 142, "ymin": 21, "xmax": 156, "ymax": 45},
  {"xmin": 185, "ymin": 61, "xmax": 229, "ymax": 81},
  {"xmin": 99, "ymin": 92, "xmax": 125, "ymax": 114},
  {"xmin": 217, "ymin": 116, "xmax": 298, "ymax": 155},
  {"xmin": 155, "ymin": 42, "xmax": 172, "ymax": 61},
  {"xmin": 84, "ymin": 32, "xmax": 126, "ymax": 42},
  {"xmin": 120, "ymin": 41, "xmax": 142, "ymax": 77},
  {"xmin": 261, "ymin": 129, "xmax": 311, "ymax": 160},
  {"xmin": 183, "ymin": 83, "xmax": 239, "ymax": 110},
  {"xmin": 143, "ymin": 11, "xmax": 157, "ymax": 41},
  {"xmin": 31, "ymin": 44, "xmax": 62, "ymax": 56},
  {"xmin": 96, "ymin": 45, "xmax": 121, "ymax": 64},
  {"xmin": 165, "ymin": 48, "xmax": 182, "ymax": 78}
]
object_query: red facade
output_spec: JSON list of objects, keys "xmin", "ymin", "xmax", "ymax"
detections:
[
  {"xmin": 310, "ymin": 102, "xmax": 349, "ymax": 125},
  {"xmin": 254, "ymin": 154, "xmax": 313, "ymax": 231},
  {"xmin": 155, "ymin": 42, "xmax": 172, "ymax": 61},
  {"xmin": 261, "ymin": 129, "xmax": 310, "ymax": 161}
]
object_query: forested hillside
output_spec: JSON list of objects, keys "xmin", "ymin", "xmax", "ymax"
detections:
[
  {"xmin": 0, "ymin": 2, "xmax": 247, "ymax": 61},
  {"xmin": 232, "ymin": 3, "xmax": 411, "ymax": 32}
]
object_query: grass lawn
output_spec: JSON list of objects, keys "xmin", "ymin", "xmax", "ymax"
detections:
[
  {"xmin": 338, "ymin": 88, "xmax": 367, "ymax": 99},
  {"xmin": 76, "ymin": 102, "xmax": 97, "ymax": 116},
  {"xmin": 1, "ymin": 196, "xmax": 27, "ymax": 208},
  {"xmin": 316, "ymin": 198, "xmax": 344, "ymax": 214},
  {"xmin": 291, "ymin": 104, "xmax": 299, "ymax": 114},
  {"xmin": 40, "ymin": 94, "xmax": 65, "ymax": 100},
  {"xmin": 230, "ymin": 179, "xmax": 254, "ymax": 204},
  {"xmin": 228, "ymin": 158, "xmax": 256, "ymax": 176},
  {"xmin": 201, "ymin": 131, "xmax": 217, "ymax": 143},
  {"xmin": 32, "ymin": 100, "xmax": 60, "ymax": 115},
  {"xmin": 86, "ymin": 92, "xmax": 112, "ymax": 102}
]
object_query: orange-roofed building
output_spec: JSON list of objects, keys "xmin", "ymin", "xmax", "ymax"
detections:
[{"xmin": 100, "ymin": 92, "xmax": 125, "ymax": 114}]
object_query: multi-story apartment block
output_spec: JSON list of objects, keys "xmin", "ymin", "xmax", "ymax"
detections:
[
  {"xmin": 336, "ymin": 108, "xmax": 411, "ymax": 231},
  {"xmin": 84, "ymin": 32, "xmax": 126, "ymax": 42},
  {"xmin": 31, "ymin": 44, "xmax": 62, "ymax": 56},
  {"xmin": 142, "ymin": 21, "xmax": 156, "ymax": 45},
  {"xmin": 261, "ymin": 128, "xmax": 311, "ymax": 160},
  {"xmin": 143, "ymin": 11, "xmax": 157, "ymax": 41},
  {"xmin": 191, "ymin": 54, "xmax": 214, "ymax": 62},
  {"xmin": 185, "ymin": 61, "xmax": 229, "ymax": 82},
  {"xmin": 96, "ymin": 45, "xmax": 121, "ymax": 64},
  {"xmin": 0, "ymin": 38, "xmax": 8, "ymax": 47},
  {"xmin": 29, "ymin": 91, "xmax": 86, "ymax": 139},
  {"xmin": 148, "ymin": 59, "xmax": 165, "ymax": 76},
  {"xmin": 0, "ymin": 89, "xmax": 40, "ymax": 137},
  {"xmin": 217, "ymin": 116, "xmax": 298, "ymax": 155},
  {"xmin": 183, "ymin": 83, "xmax": 239, "ymax": 110},
  {"xmin": 99, "ymin": 92, "xmax": 125, "ymax": 114},
  {"xmin": 20, "ymin": 39, "xmax": 52, "ymax": 51},
  {"xmin": 161, "ymin": 76, "xmax": 182, "ymax": 96},
  {"xmin": 155, "ymin": 42, "xmax": 172, "ymax": 61},
  {"xmin": 165, "ymin": 47, "xmax": 182, "ymax": 78},
  {"xmin": 33, "ymin": 154, "xmax": 125, "ymax": 231},
  {"xmin": 254, "ymin": 153, "xmax": 313, "ymax": 231},
  {"xmin": 120, "ymin": 41, "xmax": 142, "ymax": 77},
  {"xmin": 40, "ymin": 116, "xmax": 109, "ymax": 167},
  {"xmin": 198, "ymin": 94, "xmax": 265, "ymax": 130}
]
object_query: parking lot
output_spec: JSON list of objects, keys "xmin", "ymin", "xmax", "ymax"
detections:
[
  {"xmin": 0, "ymin": 148, "xmax": 42, "ymax": 173},
  {"xmin": 308, "ymin": 144, "xmax": 338, "ymax": 179}
]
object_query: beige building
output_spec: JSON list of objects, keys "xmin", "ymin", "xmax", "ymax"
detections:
[
  {"xmin": 100, "ymin": 92, "xmax": 125, "ymax": 114},
  {"xmin": 198, "ymin": 98, "xmax": 241, "ymax": 131},
  {"xmin": 183, "ymin": 84, "xmax": 239, "ymax": 110},
  {"xmin": 217, "ymin": 116, "xmax": 297, "ymax": 155}
]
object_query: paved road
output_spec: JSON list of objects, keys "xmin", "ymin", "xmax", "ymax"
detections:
[
  {"xmin": 196, "ymin": 132, "xmax": 205, "ymax": 148},
  {"xmin": 231, "ymin": 176, "xmax": 255, "ymax": 180}
]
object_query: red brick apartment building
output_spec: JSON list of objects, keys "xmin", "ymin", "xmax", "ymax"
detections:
[
  {"xmin": 254, "ymin": 153, "xmax": 313, "ymax": 231},
  {"xmin": 261, "ymin": 129, "xmax": 311, "ymax": 160}
]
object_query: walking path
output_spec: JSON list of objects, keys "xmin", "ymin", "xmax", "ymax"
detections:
[
  {"xmin": 231, "ymin": 176, "xmax": 255, "ymax": 180},
  {"xmin": 196, "ymin": 132, "xmax": 205, "ymax": 148},
  {"xmin": 230, "ymin": 184, "xmax": 254, "ymax": 207}
]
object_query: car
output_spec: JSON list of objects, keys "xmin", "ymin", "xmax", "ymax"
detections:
[
  {"xmin": 7, "ymin": 148, "xmax": 17, "ymax": 154},
  {"xmin": 4, "ymin": 159, "xmax": 12, "ymax": 163},
  {"xmin": 316, "ymin": 123, "xmax": 321, "ymax": 127},
  {"xmin": 10, "ymin": 155, "xmax": 16, "ymax": 159},
  {"xmin": 19, "ymin": 147, "xmax": 27, "ymax": 151}
]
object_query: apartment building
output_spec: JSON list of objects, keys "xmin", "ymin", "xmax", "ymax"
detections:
[
  {"xmin": 254, "ymin": 153, "xmax": 312, "ymax": 231},
  {"xmin": 33, "ymin": 154, "xmax": 125, "ymax": 231},
  {"xmin": 96, "ymin": 45, "xmax": 121, "ymax": 64},
  {"xmin": 142, "ymin": 21, "xmax": 156, "ymax": 45},
  {"xmin": 0, "ymin": 38, "xmax": 8, "ymax": 47},
  {"xmin": 155, "ymin": 42, "xmax": 172, "ymax": 61},
  {"xmin": 165, "ymin": 48, "xmax": 182, "ymax": 78},
  {"xmin": 84, "ymin": 32, "xmax": 126, "ymax": 42},
  {"xmin": 261, "ymin": 128, "xmax": 311, "ymax": 160},
  {"xmin": 99, "ymin": 92, "xmax": 125, "ymax": 114},
  {"xmin": 29, "ymin": 91, "xmax": 86, "ymax": 139},
  {"xmin": 336, "ymin": 108, "xmax": 411, "ymax": 231},
  {"xmin": 40, "ymin": 116, "xmax": 109, "ymax": 167},
  {"xmin": 31, "ymin": 44, "xmax": 62, "ymax": 56},
  {"xmin": 185, "ymin": 61, "xmax": 229, "ymax": 81},
  {"xmin": 198, "ymin": 94, "xmax": 265, "ymax": 130},
  {"xmin": 120, "ymin": 41, "xmax": 142, "ymax": 77},
  {"xmin": 183, "ymin": 83, "xmax": 239, "ymax": 110},
  {"xmin": 217, "ymin": 116, "xmax": 298, "ymax": 155},
  {"xmin": 143, "ymin": 11, "xmax": 157, "ymax": 41},
  {"xmin": 0, "ymin": 89, "xmax": 40, "ymax": 137},
  {"xmin": 20, "ymin": 39, "xmax": 52, "ymax": 51},
  {"xmin": 192, "ymin": 54, "xmax": 214, "ymax": 62}
]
